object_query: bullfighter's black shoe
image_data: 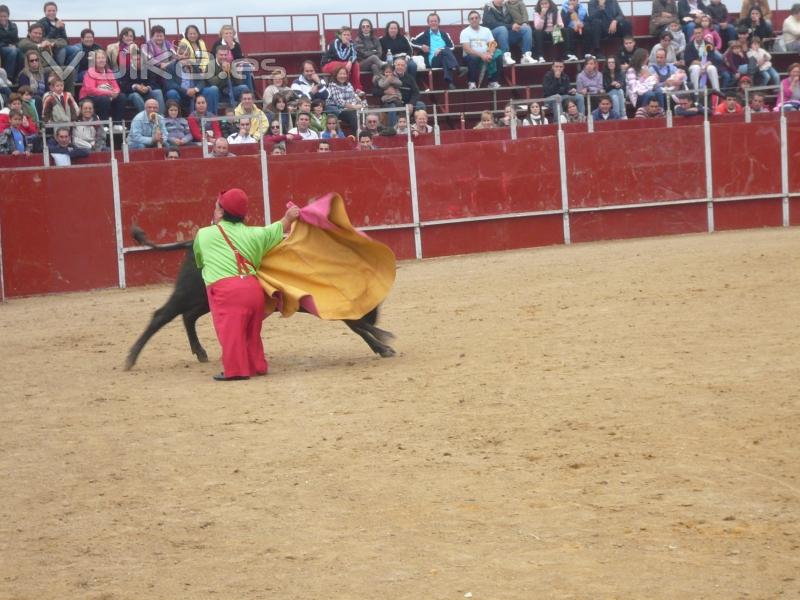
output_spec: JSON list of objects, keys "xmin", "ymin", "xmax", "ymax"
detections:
[{"xmin": 213, "ymin": 373, "xmax": 250, "ymax": 381}]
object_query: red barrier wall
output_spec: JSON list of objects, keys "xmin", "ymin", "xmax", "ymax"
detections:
[
  {"xmin": 711, "ymin": 121, "xmax": 781, "ymax": 200},
  {"xmin": 0, "ymin": 165, "xmax": 118, "ymax": 296}
]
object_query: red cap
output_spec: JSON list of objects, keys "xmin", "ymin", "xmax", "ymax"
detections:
[{"xmin": 217, "ymin": 188, "xmax": 248, "ymax": 218}]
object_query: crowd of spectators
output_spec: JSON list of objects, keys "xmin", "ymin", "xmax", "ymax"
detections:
[{"xmin": 0, "ymin": 0, "xmax": 798, "ymax": 161}]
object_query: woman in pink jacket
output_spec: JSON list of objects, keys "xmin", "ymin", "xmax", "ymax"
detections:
[
  {"xmin": 777, "ymin": 63, "xmax": 800, "ymax": 111},
  {"xmin": 532, "ymin": 0, "xmax": 566, "ymax": 62},
  {"xmin": 79, "ymin": 49, "xmax": 125, "ymax": 127}
]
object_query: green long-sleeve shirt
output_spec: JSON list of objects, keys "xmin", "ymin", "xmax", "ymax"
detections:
[{"xmin": 194, "ymin": 220, "xmax": 284, "ymax": 285}]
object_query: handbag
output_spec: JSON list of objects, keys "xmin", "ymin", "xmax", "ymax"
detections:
[{"xmin": 552, "ymin": 24, "xmax": 564, "ymax": 44}]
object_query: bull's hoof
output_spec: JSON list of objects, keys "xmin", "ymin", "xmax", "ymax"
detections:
[
  {"xmin": 196, "ymin": 351, "xmax": 209, "ymax": 363},
  {"xmin": 379, "ymin": 347, "xmax": 396, "ymax": 358},
  {"xmin": 123, "ymin": 356, "xmax": 135, "ymax": 371},
  {"xmin": 373, "ymin": 328, "xmax": 396, "ymax": 344}
]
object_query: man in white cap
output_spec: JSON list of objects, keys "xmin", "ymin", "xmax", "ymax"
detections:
[{"xmin": 193, "ymin": 189, "xmax": 300, "ymax": 381}]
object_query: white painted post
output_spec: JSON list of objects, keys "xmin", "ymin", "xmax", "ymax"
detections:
[
  {"xmin": 557, "ymin": 127, "xmax": 571, "ymax": 245},
  {"xmin": 704, "ymin": 112, "xmax": 715, "ymax": 233},
  {"xmin": 0, "ymin": 215, "xmax": 5, "ymax": 302},
  {"xmin": 405, "ymin": 106, "xmax": 423, "ymax": 259},
  {"xmin": 510, "ymin": 113, "xmax": 517, "ymax": 140},
  {"xmin": 433, "ymin": 104, "xmax": 441, "ymax": 146},
  {"xmin": 780, "ymin": 111, "xmax": 789, "ymax": 227},
  {"xmin": 260, "ymin": 146, "xmax": 271, "ymax": 225},
  {"xmin": 110, "ymin": 155, "xmax": 126, "ymax": 289}
]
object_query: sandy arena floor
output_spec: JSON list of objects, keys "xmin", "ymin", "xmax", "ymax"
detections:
[{"xmin": 1, "ymin": 228, "xmax": 799, "ymax": 599}]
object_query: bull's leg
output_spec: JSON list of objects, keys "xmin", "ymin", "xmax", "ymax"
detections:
[
  {"xmin": 182, "ymin": 305, "xmax": 209, "ymax": 363},
  {"xmin": 124, "ymin": 304, "xmax": 183, "ymax": 371},
  {"xmin": 343, "ymin": 320, "xmax": 396, "ymax": 358}
]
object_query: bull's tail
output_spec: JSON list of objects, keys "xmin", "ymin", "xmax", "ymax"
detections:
[{"xmin": 132, "ymin": 225, "xmax": 194, "ymax": 251}]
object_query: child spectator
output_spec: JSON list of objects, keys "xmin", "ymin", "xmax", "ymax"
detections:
[
  {"xmin": 0, "ymin": 109, "xmax": 30, "ymax": 155},
  {"xmin": 395, "ymin": 114, "xmax": 409, "ymax": 135},
  {"xmin": 72, "ymin": 99, "xmax": 106, "ymax": 152},
  {"xmin": 227, "ymin": 118, "xmax": 257, "ymax": 144},
  {"xmin": 17, "ymin": 87, "xmax": 40, "ymax": 128},
  {"xmin": 499, "ymin": 104, "xmax": 518, "ymax": 126},
  {"xmin": 591, "ymin": 94, "xmax": 621, "ymax": 120},
  {"xmin": 698, "ymin": 15, "xmax": 722, "ymax": 51},
  {"xmin": 0, "ymin": 93, "xmax": 38, "ymax": 138},
  {"xmin": 747, "ymin": 37, "xmax": 779, "ymax": 87},
  {"xmin": 523, "ymin": 101, "xmax": 549, "ymax": 125},
  {"xmin": 163, "ymin": 100, "xmax": 193, "ymax": 147},
  {"xmin": 320, "ymin": 114, "xmax": 346, "ymax": 139},
  {"xmin": 376, "ymin": 62, "xmax": 403, "ymax": 109},
  {"xmin": 721, "ymin": 41, "xmax": 749, "ymax": 92},
  {"xmin": 667, "ymin": 21, "xmax": 686, "ymax": 56},
  {"xmin": 220, "ymin": 107, "xmax": 237, "ymax": 139},
  {"xmin": 42, "ymin": 74, "xmax": 79, "ymax": 126},
  {"xmin": 714, "ymin": 92, "xmax": 742, "ymax": 114},
  {"xmin": 473, "ymin": 110, "xmax": 496, "ymax": 129},
  {"xmin": 626, "ymin": 49, "xmax": 661, "ymax": 107},
  {"xmin": 309, "ymin": 99, "xmax": 327, "ymax": 133}
]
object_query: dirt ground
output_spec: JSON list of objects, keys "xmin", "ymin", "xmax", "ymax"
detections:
[{"xmin": 1, "ymin": 227, "xmax": 799, "ymax": 600}]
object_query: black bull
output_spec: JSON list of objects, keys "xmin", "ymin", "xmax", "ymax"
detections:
[{"xmin": 124, "ymin": 227, "xmax": 396, "ymax": 371}]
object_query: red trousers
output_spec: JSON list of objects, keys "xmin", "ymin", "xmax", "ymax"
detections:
[
  {"xmin": 322, "ymin": 60, "xmax": 363, "ymax": 91},
  {"xmin": 206, "ymin": 276, "xmax": 268, "ymax": 378}
]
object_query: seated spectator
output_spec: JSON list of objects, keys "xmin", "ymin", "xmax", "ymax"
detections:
[
  {"xmin": 0, "ymin": 93, "xmax": 38, "ymax": 137},
  {"xmin": 683, "ymin": 28, "xmax": 722, "ymax": 94},
  {"xmin": 738, "ymin": 7, "xmax": 772, "ymax": 39},
  {"xmin": 207, "ymin": 44, "xmax": 249, "ymax": 108},
  {"xmin": 562, "ymin": 0, "xmax": 589, "ymax": 62},
  {"xmin": 737, "ymin": 73, "xmax": 752, "ymax": 97},
  {"xmin": 482, "ymin": 0, "xmax": 534, "ymax": 66},
  {"xmin": 735, "ymin": 26, "xmax": 751, "ymax": 53},
  {"xmin": 666, "ymin": 21, "xmax": 687, "ymax": 57},
  {"xmin": 499, "ymin": 103, "xmax": 519, "ymax": 126},
  {"xmin": 698, "ymin": 14, "xmax": 722, "ymax": 53},
  {"xmin": 533, "ymin": 0, "xmax": 565, "ymax": 63},
  {"xmin": 748, "ymin": 91, "xmax": 770, "ymax": 113},
  {"xmin": 271, "ymin": 142, "xmax": 286, "ymax": 155},
  {"xmin": 714, "ymin": 91, "xmax": 742, "ymax": 114},
  {"xmin": 591, "ymin": 94, "xmax": 621, "ymax": 119},
  {"xmin": 188, "ymin": 95, "xmax": 222, "ymax": 142},
  {"xmin": 106, "ymin": 27, "xmax": 136, "ymax": 71},
  {"xmin": 0, "ymin": 109, "xmax": 29, "ymax": 155},
  {"xmin": 219, "ymin": 106, "xmax": 237, "ymax": 139},
  {"xmin": 376, "ymin": 62, "xmax": 404, "ymax": 110},
  {"xmin": 163, "ymin": 100, "xmax": 193, "ymax": 147},
  {"xmin": 317, "ymin": 139, "xmax": 331, "ymax": 152},
  {"xmin": 461, "ymin": 11, "xmax": 504, "ymax": 90},
  {"xmin": 265, "ymin": 119, "xmax": 298, "ymax": 143},
  {"xmin": 263, "ymin": 68, "xmax": 292, "ymax": 107},
  {"xmin": 320, "ymin": 114, "xmax": 345, "ymax": 139},
  {"xmin": 355, "ymin": 19, "xmax": 384, "ymax": 78},
  {"xmin": 777, "ymin": 63, "xmax": 800, "ymax": 111},
  {"xmin": 617, "ymin": 36, "xmax": 637, "ymax": 71},
  {"xmin": 626, "ymin": 48, "xmax": 663, "ymax": 107},
  {"xmin": 325, "ymin": 66, "xmax": 364, "ymax": 132},
  {"xmin": 67, "ymin": 28, "xmax": 101, "ymax": 83},
  {"xmin": 603, "ymin": 56, "xmax": 627, "ymax": 118},
  {"xmin": 741, "ymin": 0, "xmax": 771, "ymax": 24},
  {"xmin": 393, "ymin": 57, "xmax": 425, "ymax": 116},
  {"xmin": 18, "ymin": 50, "xmax": 50, "ymax": 110},
  {"xmin": 164, "ymin": 45, "xmax": 216, "ymax": 114},
  {"xmin": 118, "ymin": 34, "xmax": 166, "ymax": 116},
  {"xmin": 411, "ymin": 14, "xmax": 460, "ymax": 90},
  {"xmin": 309, "ymin": 99, "xmax": 327, "ymax": 133},
  {"xmin": 649, "ymin": 31, "xmax": 679, "ymax": 65},
  {"xmin": 17, "ymin": 86, "xmax": 40, "ymax": 129},
  {"xmin": 650, "ymin": 0, "xmax": 679, "ymax": 36},
  {"xmin": 78, "ymin": 49, "xmax": 125, "ymax": 129},
  {"xmin": 143, "ymin": 24, "xmax": 176, "ymax": 72},
  {"xmin": 287, "ymin": 111, "xmax": 319, "ymax": 140},
  {"xmin": 395, "ymin": 114, "xmax": 409, "ymax": 135},
  {"xmin": 47, "ymin": 126, "xmax": 89, "ymax": 164},
  {"xmin": 357, "ymin": 130, "xmax": 374, "ymax": 150},
  {"xmin": 577, "ymin": 56, "xmax": 604, "ymax": 97},
  {"xmin": 559, "ymin": 98, "xmax": 586, "ymax": 122},
  {"xmin": 266, "ymin": 93, "xmax": 293, "ymax": 132},
  {"xmin": 411, "ymin": 109, "xmax": 433, "ymax": 136},
  {"xmin": 635, "ymin": 97, "xmax": 666, "ymax": 118},
  {"xmin": 322, "ymin": 27, "xmax": 364, "ymax": 93},
  {"xmin": 129, "ymin": 98, "xmax": 167, "ymax": 149},
  {"xmin": 42, "ymin": 74, "xmax": 78, "ymax": 126},
  {"xmin": 650, "ymin": 48, "xmax": 687, "ymax": 92},
  {"xmin": 678, "ymin": 0, "xmax": 709, "ymax": 41},
  {"xmin": 379, "ymin": 21, "xmax": 417, "ymax": 76},
  {"xmin": 674, "ymin": 93, "xmax": 709, "ymax": 115},
  {"xmin": 177, "ymin": 25, "xmax": 209, "ymax": 72},
  {"xmin": 72, "ymin": 99, "xmax": 106, "ymax": 151},
  {"xmin": 165, "ymin": 146, "xmax": 180, "ymax": 159},
  {"xmin": 586, "ymin": 0, "xmax": 632, "ymax": 59},
  {"xmin": 234, "ymin": 90, "xmax": 269, "ymax": 141},
  {"xmin": 0, "ymin": 5, "xmax": 22, "ymax": 82},
  {"xmin": 543, "ymin": 60, "xmax": 585, "ymax": 116},
  {"xmin": 778, "ymin": 4, "xmax": 800, "ymax": 53},
  {"xmin": 210, "ymin": 25, "xmax": 253, "ymax": 92},
  {"xmin": 362, "ymin": 112, "xmax": 392, "ymax": 136},
  {"xmin": 721, "ymin": 40, "xmax": 749, "ymax": 92},
  {"xmin": 707, "ymin": 0, "xmax": 735, "ymax": 44},
  {"xmin": 0, "ymin": 64, "xmax": 9, "ymax": 100},
  {"xmin": 474, "ymin": 109, "xmax": 496, "ymax": 128},
  {"xmin": 227, "ymin": 117, "xmax": 256, "ymax": 144},
  {"xmin": 36, "ymin": 2, "xmax": 67, "ymax": 66},
  {"xmin": 18, "ymin": 24, "xmax": 53, "ymax": 74},
  {"xmin": 747, "ymin": 37, "xmax": 779, "ymax": 87},
  {"xmin": 210, "ymin": 136, "xmax": 235, "ymax": 157},
  {"xmin": 523, "ymin": 101, "xmax": 549, "ymax": 124},
  {"xmin": 291, "ymin": 61, "xmax": 328, "ymax": 101}
]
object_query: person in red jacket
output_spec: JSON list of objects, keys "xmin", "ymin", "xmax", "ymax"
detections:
[
  {"xmin": 714, "ymin": 92, "xmax": 743, "ymax": 114},
  {"xmin": 78, "ymin": 48, "xmax": 125, "ymax": 128},
  {"xmin": 187, "ymin": 94, "xmax": 222, "ymax": 143}
]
